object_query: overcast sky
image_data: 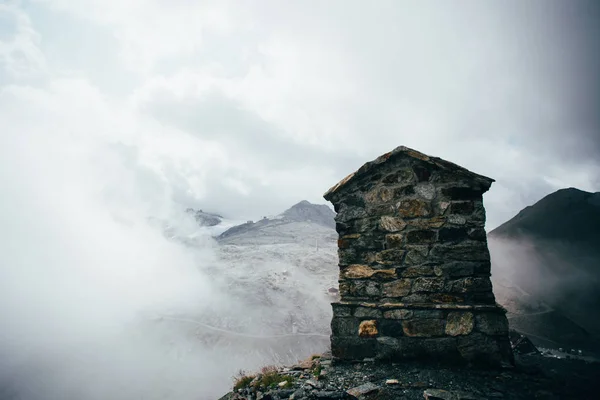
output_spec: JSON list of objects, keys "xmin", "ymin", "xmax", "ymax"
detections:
[{"xmin": 1, "ymin": 0, "xmax": 599, "ymax": 230}]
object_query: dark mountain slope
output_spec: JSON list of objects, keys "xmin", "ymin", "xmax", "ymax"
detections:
[
  {"xmin": 490, "ymin": 187, "xmax": 600, "ymax": 247},
  {"xmin": 488, "ymin": 188, "xmax": 600, "ymax": 353}
]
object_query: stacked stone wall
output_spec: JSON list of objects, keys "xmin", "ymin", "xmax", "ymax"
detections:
[{"xmin": 325, "ymin": 150, "xmax": 514, "ymax": 366}]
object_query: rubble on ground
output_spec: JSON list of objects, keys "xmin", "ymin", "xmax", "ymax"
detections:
[{"xmin": 219, "ymin": 348, "xmax": 600, "ymax": 400}]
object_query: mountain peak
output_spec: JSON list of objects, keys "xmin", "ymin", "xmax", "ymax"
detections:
[{"xmin": 281, "ymin": 200, "xmax": 336, "ymax": 229}]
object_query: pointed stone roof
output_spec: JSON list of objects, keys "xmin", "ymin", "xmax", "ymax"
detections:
[{"xmin": 324, "ymin": 146, "xmax": 494, "ymax": 200}]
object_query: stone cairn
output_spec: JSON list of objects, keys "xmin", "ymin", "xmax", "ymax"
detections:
[{"xmin": 323, "ymin": 146, "xmax": 514, "ymax": 367}]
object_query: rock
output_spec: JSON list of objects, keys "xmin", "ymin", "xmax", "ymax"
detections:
[
  {"xmin": 402, "ymin": 319, "xmax": 445, "ymax": 337},
  {"xmin": 406, "ymin": 229, "xmax": 437, "ymax": 244},
  {"xmin": 358, "ymin": 320, "xmax": 378, "ymax": 337},
  {"xmin": 346, "ymin": 382, "xmax": 379, "ymax": 398},
  {"xmin": 445, "ymin": 312, "xmax": 474, "ymax": 336},
  {"xmin": 475, "ymin": 312, "xmax": 509, "ymax": 335},
  {"xmin": 397, "ymin": 199, "xmax": 431, "ymax": 218},
  {"xmin": 354, "ymin": 307, "xmax": 382, "ymax": 318},
  {"xmin": 413, "ymin": 277, "xmax": 445, "ymax": 292},
  {"xmin": 315, "ymin": 391, "xmax": 351, "ymax": 399},
  {"xmin": 379, "ymin": 216, "xmax": 407, "ymax": 232},
  {"xmin": 385, "ymin": 379, "xmax": 399, "ymax": 385},
  {"xmin": 383, "ymin": 309, "xmax": 413, "ymax": 319},
  {"xmin": 343, "ymin": 264, "xmax": 396, "ymax": 279},
  {"xmin": 423, "ymin": 389, "xmax": 481, "ymax": 400},
  {"xmin": 402, "ymin": 266, "xmax": 435, "ymax": 277},
  {"xmin": 382, "ymin": 279, "xmax": 412, "ymax": 297},
  {"xmin": 385, "ymin": 233, "xmax": 404, "ymax": 248},
  {"xmin": 415, "ymin": 183, "xmax": 436, "ymax": 200}
]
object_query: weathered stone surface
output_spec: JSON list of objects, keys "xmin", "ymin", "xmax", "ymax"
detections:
[
  {"xmin": 441, "ymin": 186, "xmax": 483, "ymax": 201},
  {"xmin": 476, "ymin": 312, "xmax": 509, "ymax": 335},
  {"xmin": 412, "ymin": 165, "xmax": 432, "ymax": 182},
  {"xmin": 331, "ymin": 318, "xmax": 359, "ymax": 337},
  {"xmin": 412, "ymin": 310, "xmax": 444, "ymax": 319},
  {"xmin": 385, "ymin": 233, "xmax": 404, "ymax": 248},
  {"xmin": 415, "ymin": 183, "xmax": 436, "ymax": 200},
  {"xmin": 342, "ymin": 264, "xmax": 396, "ymax": 280},
  {"xmin": 402, "ymin": 319, "xmax": 446, "ymax": 337},
  {"xmin": 358, "ymin": 320, "xmax": 378, "ymax": 337},
  {"xmin": 365, "ymin": 186, "xmax": 395, "ymax": 204},
  {"xmin": 382, "ymin": 279, "xmax": 412, "ymax": 297},
  {"xmin": 401, "ymin": 293, "xmax": 431, "ymax": 303},
  {"xmin": 378, "ymin": 319, "xmax": 405, "ymax": 337},
  {"xmin": 434, "ymin": 262, "xmax": 476, "ymax": 278},
  {"xmin": 430, "ymin": 293, "xmax": 465, "ymax": 303},
  {"xmin": 354, "ymin": 307, "xmax": 382, "ymax": 318},
  {"xmin": 373, "ymin": 249, "xmax": 406, "ymax": 264},
  {"xmin": 380, "ymin": 168, "xmax": 415, "ymax": 184},
  {"xmin": 406, "ymin": 229, "xmax": 437, "ymax": 244},
  {"xmin": 331, "ymin": 303, "xmax": 353, "ymax": 317},
  {"xmin": 379, "ymin": 215, "xmax": 407, "ymax": 232},
  {"xmin": 331, "ymin": 336, "xmax": 377, "ymax": 360},
  {"xmin": 456, "ymin": 333, "xmax": 514, "ymax": 366},
  {"xmin": 438, "ymin": 227, "xmax": 469, "ymax": 243},
  {"xmin": 325, "ymin": 146, "xmax": 510, "ymax": 365},
  {"xmin": 401, "ymin": 266, "xmax": 434, "ymax": 277},
  {"xmin": 397, "ymin": 199, "xmax": 431, "ymax": 218},
  {"xmin": 383, "ymin": 309, "xmax": 413, "ymax": 319},
  {"xmin": 339, "ymin": 280, "xmax": 380, "ymax": 298},
  {"xmin": 413, "ymin": 277, "xmax": 446, "ymax": 292},
  {"xmin": 446, "ymin": 214, "xmax": 467, "ymax": 225},
  {"xmin": 408, "ymin": 216, "xmax": 446, "ymax": 229},
  {"xmin": 346, "ymin": 382, "xmax": 379, "ymax": 398},
  {"xmin": 446, "ymin": 277, "xmax": 493, "ymax": 293},
  {"xmin": 445, "ymin": 312, "xmax": 474, "ymax": 336},
  {"xmin": 448, "ymin": 201, "xmax": 475, "ymax": 215},
  {"xmin": 403, "ymin": 245, "xmax": 429, "ymax": 265},
  {"xmin": 429, "ymin": 243, "xmax": 491, "ymax": 262}
]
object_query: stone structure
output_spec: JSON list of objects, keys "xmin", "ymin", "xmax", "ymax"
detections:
[{"xmin": 324, "ymin": 146, "xmax": 514, "ymax": 366}]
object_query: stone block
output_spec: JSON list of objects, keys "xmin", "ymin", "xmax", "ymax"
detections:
[
  {"xmin": 365, "ymin": 186, "xmax": 395, "ymax": 204},
  {"xmin": 401, "ymin": 266, "xmax": 435, "ymax": 277},
  {"xmin": 402, "ymin": 319, "xmax": 446, "ymax": 337},
  {"xmin": 383, "ymin": 309, "xmax": 413, "ymax": 319},
  {"xmin": 358, "ymin": 320, "xmax": 378, "ymax": 337},
  {"xmin": 429, "ymin": 242, "xmax": 491, "ymax": 262},
  {"xmin": 448, "ymin": 201, "xmax": 475, "ymax": 215},
  {"xmin": 331, "ymin": 303, "xmax": 354, "ymax": 317},
  {"xmin": 379, "ymin": 216, "xmax": 407, "ymax": 232},
  {"xmin": 380, "ymin": 168, "xmax": 415, "ymax": 184},
  {"xmin": 404, "ymin": 245, "xmax": 429, "ymax": 265},
  {"xmin": 413, "ymin": 277, "xmax": 446, "ymax": 292},
  {"xmin": 408, "ymin": 216, "xmax": 446, "ymax": 229},
  {"xmin": 438, "ymin": 227, "xmax": 469, "ymax": 243},
  {"xmin": 415, "ymin": 183, "xmax": 436, "ymax": 200},
  {"xmin": 382, "ymin": 279, "xmax": 412, "ymax": 297},
  {"xmin": 342, "ymin": 264, "xmax": 396, "ymax": 280},
  {"xmin": 406, "ymin": 229, "xmax": 437, "ymax": 244},
  {"xmin": 331, "ymin": 336, "xmax": 378, "ymax": 360},
  {"xmin": 397, "ymin": 199, "xmax": 431, "ymax": 218},
  {"xmin": 331, "ymin": 317, "xmax": 359, "ymax": 337},
  {"xmin": 373, "ymin": 249, "xmax": 406, "ymax": 264},
  {"xmin": 385, "ymin": 233, "xmax": 404, "ymax": 248},
  {"xmin": 475, "ymin": 312, "xmax": 509, "ymax": 336},
  {"xmin": 378, "ymin": 319, "xmax": 405, "ymax": 337},
  {"xmin": 429, "ymin": 293, "xmax": 465, "ymax": 303},
  {"xmin": 354, "ymin": 307, "xmax": 382, "ymax": 318},
  {"xmin": 445, "ymin": 312, "xmax": 474, "ymax": 336},
  {"xmin": 441, "ymin": 186, "xmax": 482, "ymax": 201}
]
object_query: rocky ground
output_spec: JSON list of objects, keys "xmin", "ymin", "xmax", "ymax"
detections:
[{"xmin": 218, "ymin": 350, "xmax": 600, "ymax": 400}]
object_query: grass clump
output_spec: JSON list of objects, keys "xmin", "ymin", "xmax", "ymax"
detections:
[
  {"xmin": 233, "ymin": 366, "xmax": 295, "ymax": 391},
  {"xmin": 232, "ymin": 370, "xmax": 256, "ymax": 391}
]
